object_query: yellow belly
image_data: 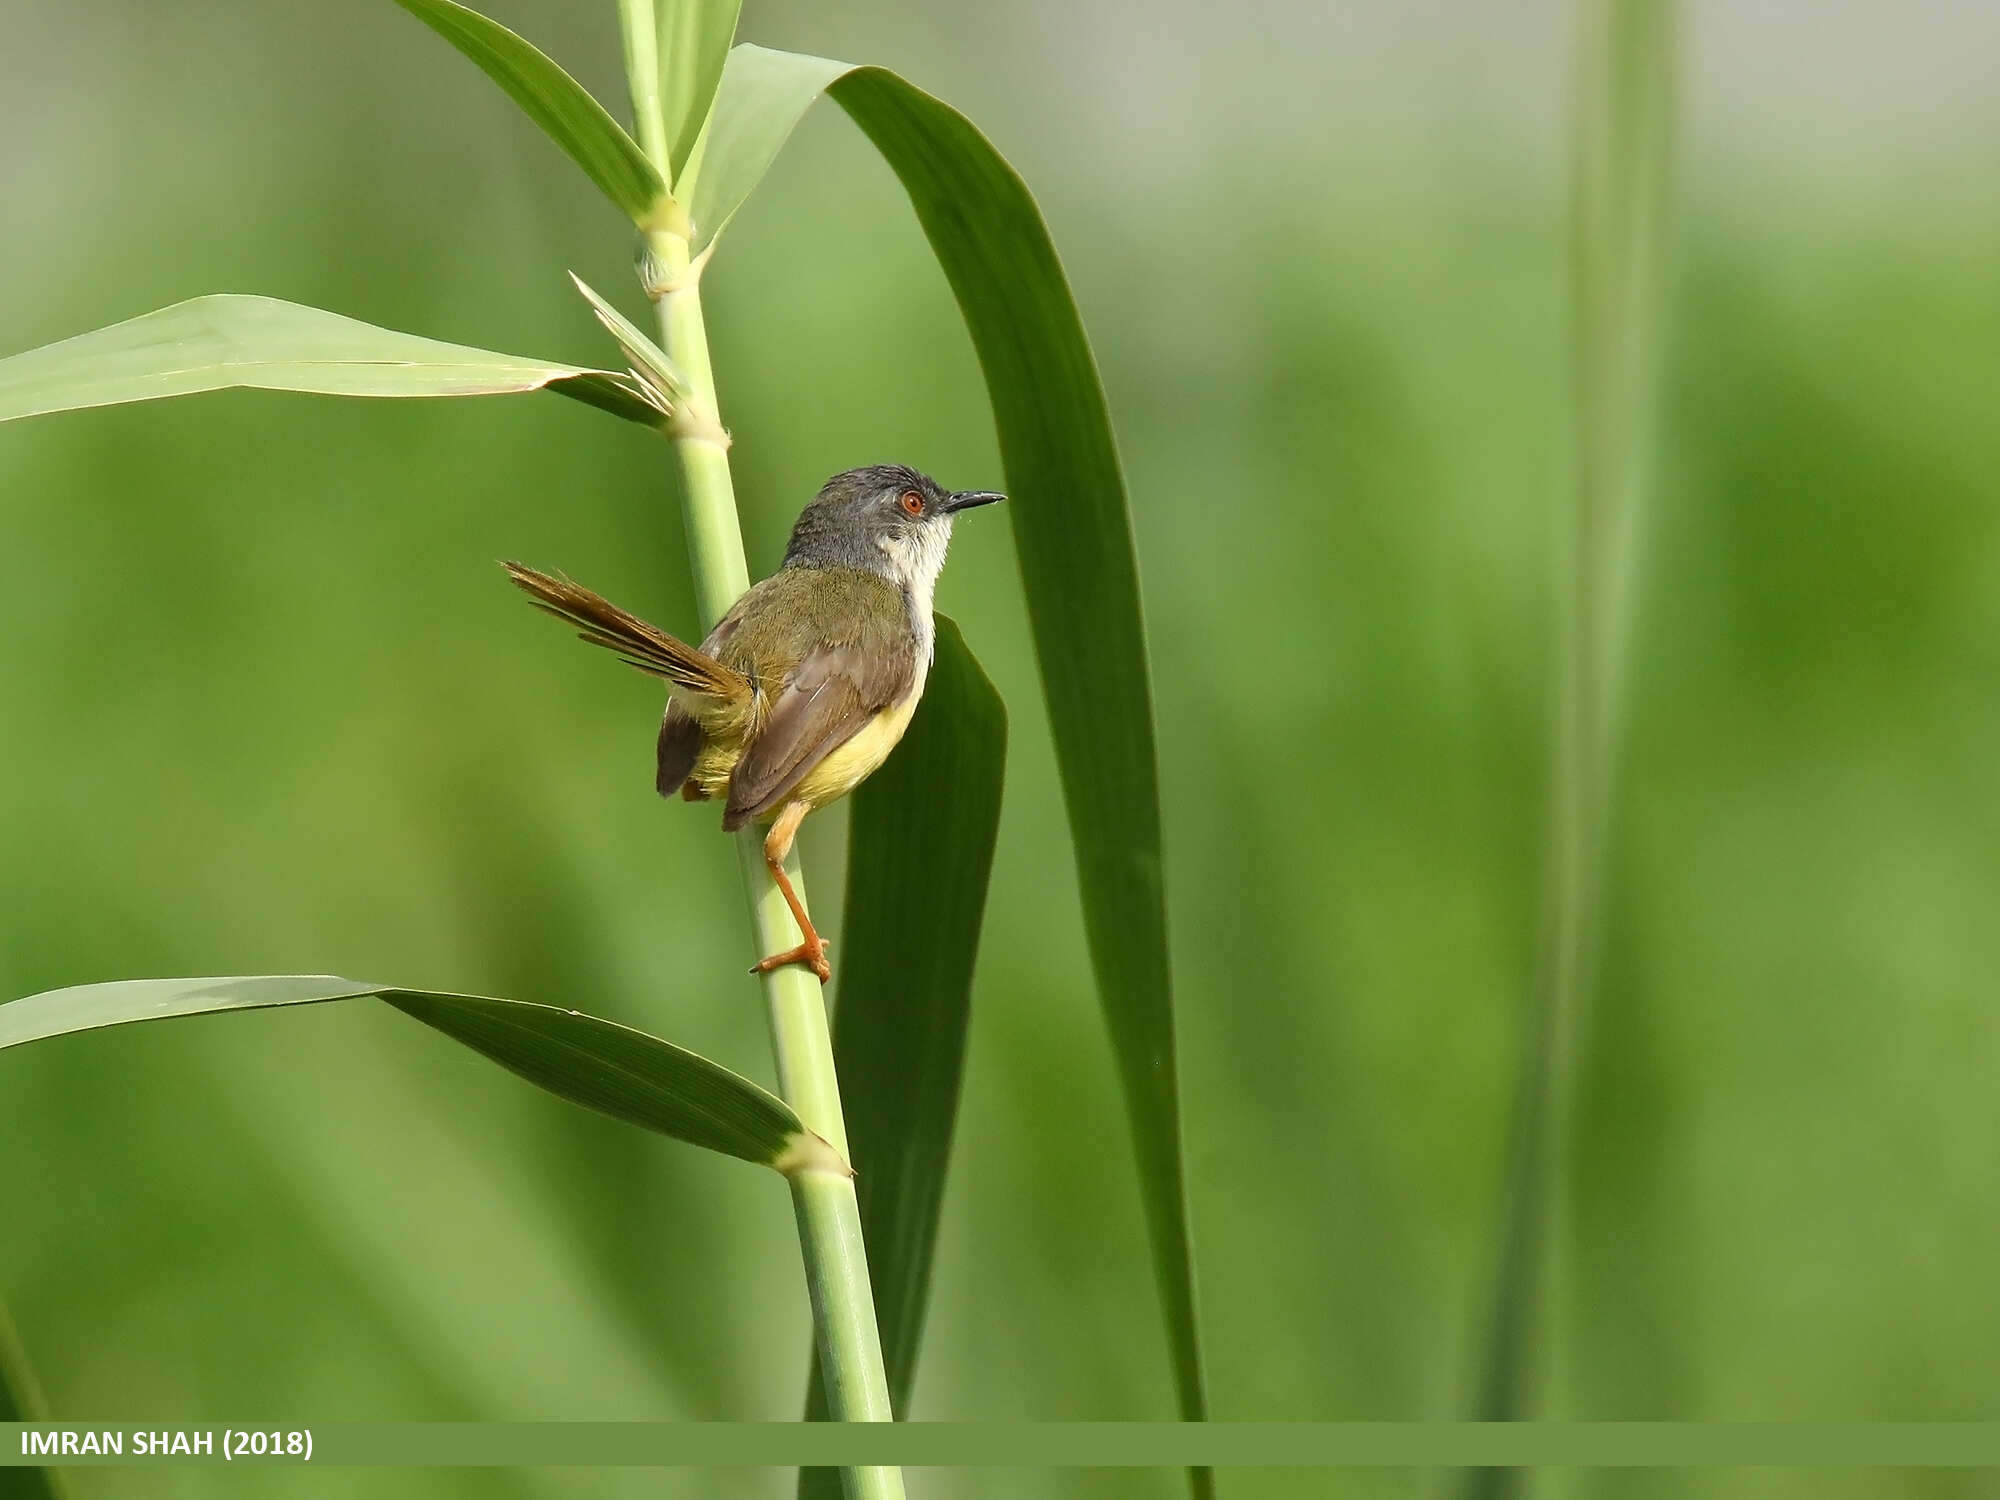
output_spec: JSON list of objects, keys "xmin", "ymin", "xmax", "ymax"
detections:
[
  {"xmin": 684, "ymin": 684, "xmax": 923, "ymax": 817},
  {"xmin": 787, "ymin": 687, "xmax": 922, "ymax": 812}
]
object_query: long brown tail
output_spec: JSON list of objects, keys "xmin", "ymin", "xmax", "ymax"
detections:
[{"xmin": 502, "ymin": 562, "xmax": 749, "ymax": 702}]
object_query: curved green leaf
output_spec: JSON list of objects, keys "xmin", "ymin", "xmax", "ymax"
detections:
[
  {"xmin": 839, "ymin": 76, "xmax": 1214, "ymax": 1448},
  {"xmin": 0, "ymin": 1297, "xmax": 63, "ymax": 1500},
  {"xmin": 657, "ymin": 0, "xmax": 744, "ymax": 185},
  {"xmin": 686, "ymin": 46, "xmax": 846, "ymax": 248},
  {"xmin": 392, "ymin": 0, "xmax": 668, "ymax": 226},
  {"xmin": 1468, "ymin": 3, "xmax": 1676, "ymax": 1490},
  {"xmin": 0, "ymin": 295, "xmax": 662, "ymax": 427},
  {"xmin": 799, "ymin": 618, "xmax": 1005, "ymax": 1457},
  {"xmin": 0, "ymin": 976, "xmax": 823, "ymax": 1170},
  {"xmin": 697, "ymin": 42, "xmax": 1209, "ymax": 1462}
]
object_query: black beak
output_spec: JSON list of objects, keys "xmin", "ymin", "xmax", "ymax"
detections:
[{"xmin": 943, "ymin": 490, "xmax": 1006, "ymax": 513}]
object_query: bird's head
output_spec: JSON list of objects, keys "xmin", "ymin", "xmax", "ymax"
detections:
[{"xmin": 781, "ymin": 464, "xmax": 1004, "ymax": 600}]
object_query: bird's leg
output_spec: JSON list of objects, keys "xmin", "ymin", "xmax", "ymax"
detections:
[{"xmin": 749, "ymin": 799, "xmax": 832, "ymax": 984}]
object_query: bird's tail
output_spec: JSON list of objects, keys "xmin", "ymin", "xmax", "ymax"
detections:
[{"xmin": 502, "ymin": 562, "xmax": 749, "ymax": 702}]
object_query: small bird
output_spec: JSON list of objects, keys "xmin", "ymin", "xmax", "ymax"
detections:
[{"xmin": 504, "ymin": 464, "xmax": 1003, "ymax": 985}]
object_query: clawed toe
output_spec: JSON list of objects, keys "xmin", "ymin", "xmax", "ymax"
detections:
[{"xmin": 751, "ymin": 936, "xmax": 832, "ymax": 984}]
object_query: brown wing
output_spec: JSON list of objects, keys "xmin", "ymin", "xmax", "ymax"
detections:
[
  {"xmin": 721, "ymin": 636, "xmax": 915, "ymax": 830},
  {"xmin": 654, "ymin": 596, "xmax": 759, "ymax": 798},
  {"xmin": 697, "ymin": 598, "xmax": 751, "ymax": 662},
  {"xmin": 656, "ymin": 707, "xmax": 702, "ymax": 796}
]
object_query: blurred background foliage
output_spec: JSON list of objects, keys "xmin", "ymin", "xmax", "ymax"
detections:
[{"xmin": 2, "ymin": 1, "xmax": 1997, "ymax": 1498}]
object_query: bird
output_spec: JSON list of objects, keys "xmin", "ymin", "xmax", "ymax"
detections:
[{"xmin": 503, "ymin": 464, "xmax": 1004, "ymax": 985}]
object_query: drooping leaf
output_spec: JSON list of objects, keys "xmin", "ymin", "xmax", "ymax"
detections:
[
  {"xmin": 694, "ymin": 42, "xmax": 1210, "ymax": 1470},
  {"xmin": 798, "ymin": 619, "xmax": 1005, "ymax": 1462},
  {"xmin": 657, "ymin": 0, "xmax": 745, "ymax": 186},
  {"xmin": 391, "ymin": 0, "xmax": 668, "ymax": 226},
  {"xmin": 0, "ymin": 977, "xmax": 826, "ymax": 1170},
  {"xmin": 0, "ymin": 295, "xmax": 662, "ymax": 427}
]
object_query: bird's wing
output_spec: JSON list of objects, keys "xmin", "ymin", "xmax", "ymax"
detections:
[
  {"xmin": 722, "ymin": 630, "xmax": 916, "ymax": 830},
  {"xmin": 654, "ymin": 594, "xmax": 758, "ymax": 797},
  {"xmin": 656, "ymin": 706, "xmax": 703, "ymax": 796},
  {"xmin": 697, "ymin": 595, "xmax": 751, "ymax": 660}
]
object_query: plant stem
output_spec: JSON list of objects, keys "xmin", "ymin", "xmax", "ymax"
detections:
[
  {"xmin": 616, "ymin": 0, "xmax": 671, "ymax": 176},
  {"xmin": 1468, "ymin": 1, "xmax": 1674, "ymax": 1494},
  {"xmin": 616, "ymin": 4, "xmax": 901, "ymax": 1491},
  {"xmin": 651, "ymin": 222, "xmax": 901, "ymax": 1492}
]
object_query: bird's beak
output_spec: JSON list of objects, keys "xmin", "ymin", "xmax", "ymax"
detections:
[{"xmin": 943, "ymin": 490, "xmax": 1006, "ymax": 513}]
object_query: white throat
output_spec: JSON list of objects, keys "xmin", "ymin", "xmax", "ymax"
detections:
[{"xmin": 876, "ymin": 519, "xmax": 953, "ymax": 662}]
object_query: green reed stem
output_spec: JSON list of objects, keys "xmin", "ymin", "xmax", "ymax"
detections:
[
  {"xmin": 1468, "ymin": 4, "xmax": 1674, "ymax": 1495},
  {"xmin": 617, "ymin": 6, "xmax": 902, "ymax": 1495}
]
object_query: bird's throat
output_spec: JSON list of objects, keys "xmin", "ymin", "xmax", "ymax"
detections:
[{"xmin": 874, "ymin": 521, "xmax": 952, "ymax": 662}]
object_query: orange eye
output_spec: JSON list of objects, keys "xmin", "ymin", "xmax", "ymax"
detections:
[{"xmin": 899, "ymin": 491, "xmax": 925, "ymax": 517}]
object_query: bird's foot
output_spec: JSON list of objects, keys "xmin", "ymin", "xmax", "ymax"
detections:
[{"xmin": 751, "ymin": 934, "xmax": 833, "ymax": 985}]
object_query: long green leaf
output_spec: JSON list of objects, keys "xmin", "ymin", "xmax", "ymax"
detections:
[
  {"xmin": 799, "ymin": 619, "xmax": 1005, "ymax": 1470},
  {"xmin": 0, "ymin": 295, "xmax": 661, "ymax": 427},
  {"xmin": 657, "ymin": 0, "xmax": 744, "ymax": 185},
  {"xmin": 1468, "ymin": 3, "xmax": 1676, "ymax": 1493},
  {"xmin": 391, "ymin": 0, "xmax": 668, "ymax": 226},
  {"xmin": 685, "ymin": 45, "xmax": 844, "ymax": 248},
  {"xmin": 696, "ymin": 42, "xmax": 1209, "ymax": 1465},
  {"xmin": 0, "ymin": 1298, "xmax": 64, "ymax": 1500},
  {"xmin": 0, "ymin": 977, "xmax": 824, "ymax": 1170}
]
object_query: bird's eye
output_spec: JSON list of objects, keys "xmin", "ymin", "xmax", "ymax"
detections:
[{"xmin": 899, "ymin": 491, "xmax": 925, "ymax": 517}]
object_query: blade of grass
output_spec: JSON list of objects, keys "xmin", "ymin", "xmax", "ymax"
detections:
[
  {"xmin": 1467, "ymin": 2, "xmax": 1676, "ymax": 1492},
  {"xmin": 692, "ymin": 44, "xmax": 1209, "ymax": 1470},
  {"xmin": 800, "ymin": 619, "xmax": 1006, "ymax": 1495},
  {"xmin": 0, "ymin": 1298, "xmax": 66, "ymax": 1500},
  {"xmin": 390, "ymin": 0, "xmax": 670, "ymax": 227},
  {"xmin": 657, "ymin": 0, "xmax": 744, "ymax": 185},
  {"xmin": 830, "ymin": 617, "xmax": 1005, "ymax": 1410},
  {"xmin": 0, "ymin": 977, "xmax": 834, "ymax": 1172},
  {"xmin": 684, "ymin": 46, "xmax": 848, "ymax": 250},
  {"xmin": 0, "ymin": 295, "xmax": 661, "ymax": 427}
]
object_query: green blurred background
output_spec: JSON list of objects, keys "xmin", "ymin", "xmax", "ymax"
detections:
[{"xmin": 3, "ymin": 1, "xmax": 1997, "ymax": 1497}]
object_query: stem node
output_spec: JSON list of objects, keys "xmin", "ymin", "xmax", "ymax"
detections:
[
  {"xmin": 639, "ymin": 233, "xmax": 707, "ymax": 300},
  {"xmin": 663, "ymin": 405, "xmax": 731, "ymax": 448},
  {"xmin": 774, "ymin": 1130, "xmax": 855, "ymax": 1180}
]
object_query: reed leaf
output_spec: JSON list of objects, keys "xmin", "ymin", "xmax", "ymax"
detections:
[
  {"xmin": 0, "ymin": 1298, "xmax": 64, "ymax": 1500},
  {"xmin": 0, "ymin": 295, "xmax": 661, "ymax": 427},
  {"xmin": 655, "ymin": 0, "xmax": 744, "ymax": 184},
  {"xmin": 391, "ymin": 0, "xmax": 669, "ymax": 226},
  {"xmin": 1468, "ymin": 3, "xmax": 1676, "ymax": 1493},
  {"xmin": 0, "ymin": 977, "xmax": 824, "ymax": 1171},
  {"xmin": 569, "ymin": 272, "xmax": 691, "ymax": 411},
  {"xmin": 796, "ymin": 619, "xmax": 1005, "ymax": 1474},
  {"xmin": 693, "ymin": 41, "xmax": 1209, "ymax": 1473},
  {"xmin": 684, "ymin": 45, "xmax": 847, "ymax": 250}
]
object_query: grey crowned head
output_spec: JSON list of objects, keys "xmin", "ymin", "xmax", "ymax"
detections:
[{"xmin": 781, "ymin": 464, "xmax": 1004, "ymax": 581}]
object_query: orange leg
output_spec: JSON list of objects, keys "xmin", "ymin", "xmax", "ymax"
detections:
[{"xmin": 749, "ymin": 800, "xmax": 832, "ymax": 984}]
